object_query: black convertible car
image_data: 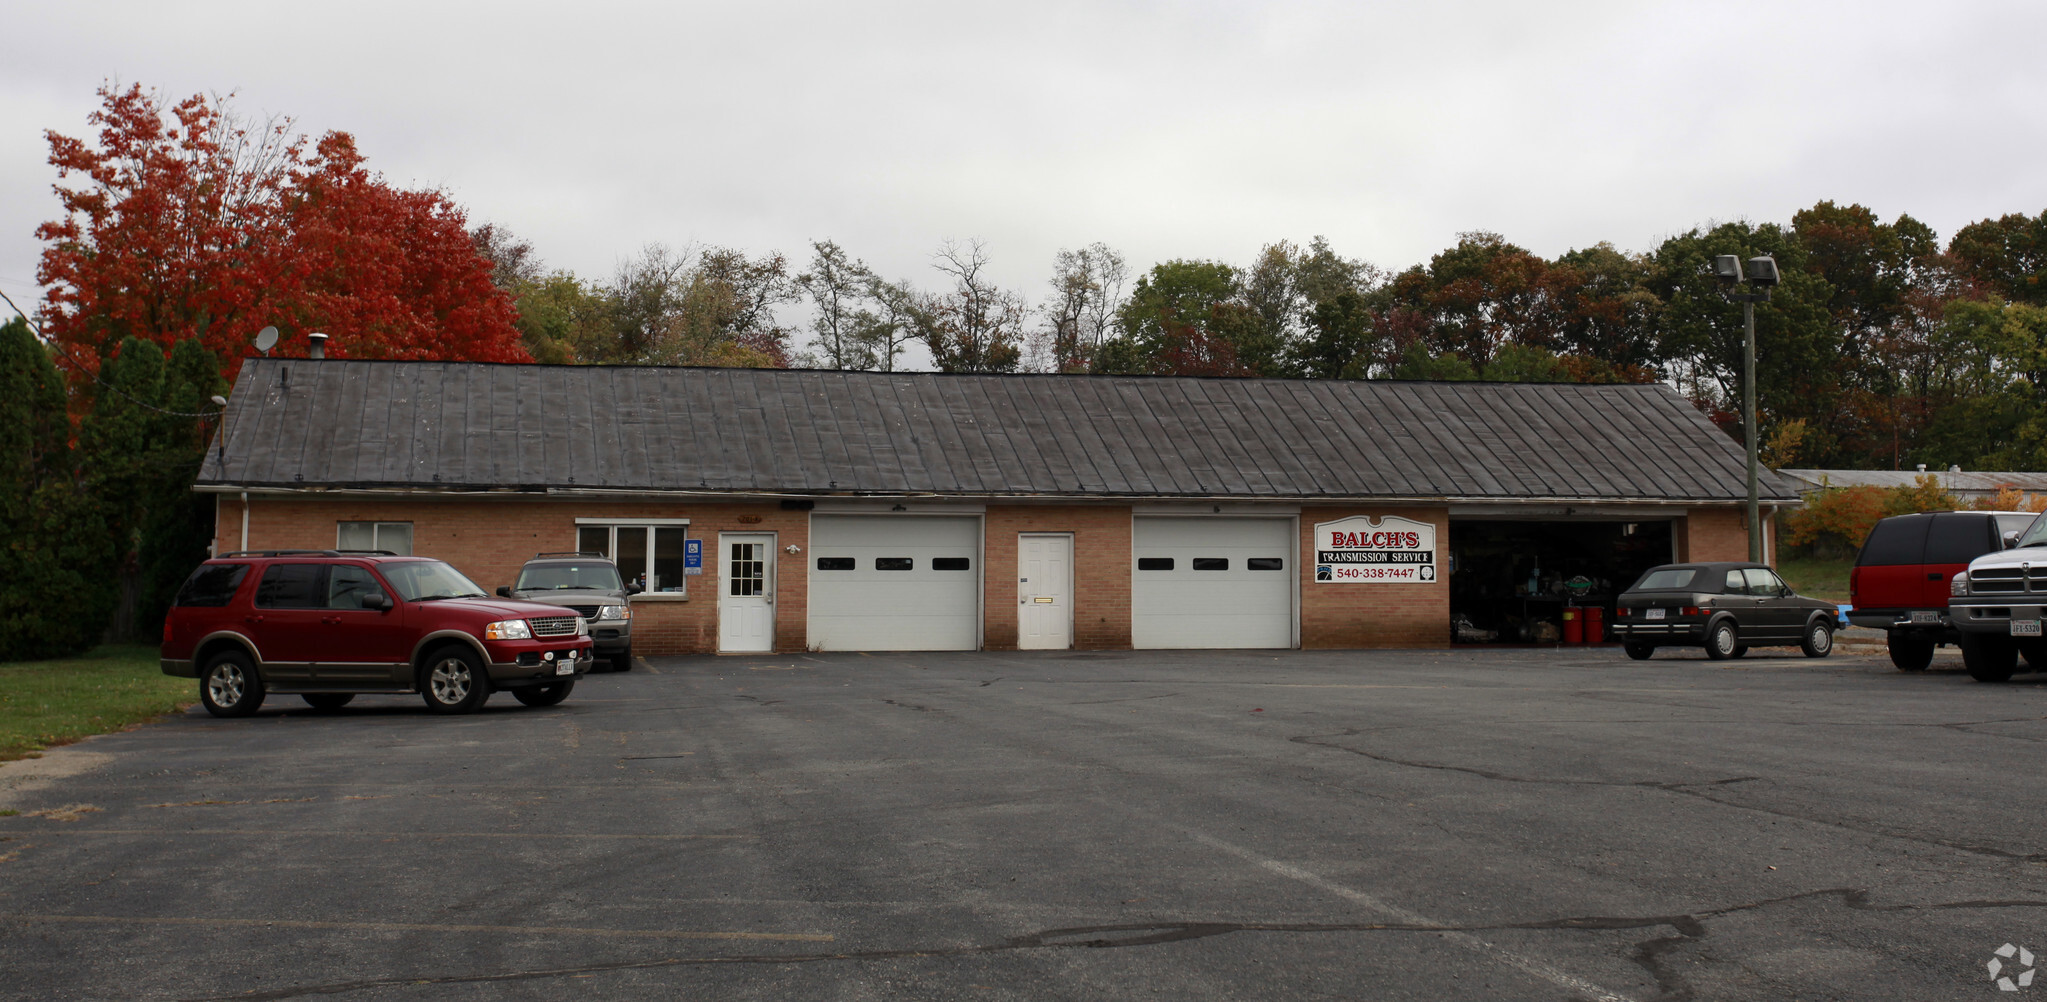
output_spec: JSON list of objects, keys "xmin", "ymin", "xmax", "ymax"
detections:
[{"xmin": 1610, "ymin": 562, "xmax": 1837, "ymax": 661}]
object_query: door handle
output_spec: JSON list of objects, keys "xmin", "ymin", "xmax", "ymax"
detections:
[
  {"xmin": 244, "ymin": 615, "xmax": 264, "ymax": 624},
  {"xmin": 321, "ymin": 616, "xmax": 342, "ymax": 625}
]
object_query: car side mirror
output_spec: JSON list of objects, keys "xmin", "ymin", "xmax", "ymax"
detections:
[
  {"xmin": 2006, "ymin": 530, "xmax": 2022, "ymax": 549},
  {"xmin": 496, "ymin": 586, "xmax": 512, "ymax": 597},
  {"xmin": 626, "ymin": 583, "xmax": 644, "ymax": 595},
  {"xmin": 363, "ymin": 592, "xmax": 393, "ymax": 611}
]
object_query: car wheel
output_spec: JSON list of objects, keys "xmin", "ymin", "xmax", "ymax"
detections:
[
  {"xmin": 1731, "ymin": 645, "xmax": 1749, "ymax": 659},
  {"xmin": 1800, "ymin": 618, "xmax": 1833, "ymax": 658},
  {"xmin": 1623, "ymin": 642, "xmax": 1655, "ymax": 661},
  {"xmin": 199, "ymin": 650, "xmax": 265, "ymax": 718},
  {"xmin": 421, "ymin": 646, "xmax": 491, "ymax": 713},
  {"xmin": 1705, "ymin": 620, "xmax": 1739, "ymax": 660},
  {"xmin": 611, "ymin": 646, "xmax": 634, "ymax": 673},
  {"xmin": 513, "ymin": 680, "xmax": 575, "ymax": 707},
  {"xmin": 1887, "ymin": 633, "xmax": 1934, "ymax": 672},
  {"xmin": 301, "ymin": 693, "xmax": 355, "ymax": 711},
  {"xmin": 1961, "ymin": 633, "xmax": 2018, "ymax": 683},
  {"xmin": 2022, "ymin": 640, "xmax": 2047, "ymax": 671}
]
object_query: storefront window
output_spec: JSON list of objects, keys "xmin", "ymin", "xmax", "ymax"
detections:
[{"xmin": 577, "ymin": 520, "xmax": 691, "ymax": 594}]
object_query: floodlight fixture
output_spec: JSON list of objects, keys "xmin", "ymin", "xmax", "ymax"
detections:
[
  {"xmin": 1744, "ymin": 256, "xmax": 1780, "ymax": 287},
  {"xmin": 1712, "ymin": 255, "xmax": 1743, "ymax": 284}
]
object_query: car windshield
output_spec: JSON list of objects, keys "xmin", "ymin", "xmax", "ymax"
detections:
[
  {"xmin": 1633, "ymin": 568, "xmax": 1697, "ymax": 590},
  {"xmin": 516, "ymin": 563, "xmax": 624, "ymax": 591},
  {"xmin": 379, "ymin": 560, "xmax": 488, "ymax": 602},
  {"xmin": 2016, "ymin": 513, "xmax": 2047, "ymax": 548}
]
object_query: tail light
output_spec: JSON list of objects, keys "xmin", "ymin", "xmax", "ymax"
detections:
[
  {"xmin": 1615, "ymin": 607, "xmax": 1629, "ymax": 619},
  {"xmin": 161, "ymin": 618, "xmax": 173, "ymax": 645},
  {"xmin": 1849, "ymin": 566, "xmax": 1858, "ymax": 600},
  {"xmin": 1679, "ymin": 606, "xmax": 1704, "ymax": 616}
]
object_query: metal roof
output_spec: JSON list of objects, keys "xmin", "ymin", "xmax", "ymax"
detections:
[
  {"xmin": 1777, "ymin": 468, "xmax": 2047, "ymax": 496},
  {"xmin": 198, "ymin": 359, "xmax": 1800, "ymax": 503}
]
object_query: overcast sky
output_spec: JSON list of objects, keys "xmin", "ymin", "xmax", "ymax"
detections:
[{"xmin": 5, "ymin": 1, "xmax": 2045, "ymax": 366}]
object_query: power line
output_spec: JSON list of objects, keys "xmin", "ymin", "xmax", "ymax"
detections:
[{"xmin": 0, "ymin": 286, "xmax": 229, "ymax": 419}]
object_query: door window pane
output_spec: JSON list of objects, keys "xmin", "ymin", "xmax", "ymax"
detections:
[
  {"xmin": 1247, "ymin": 558, "xmax": 1284, "ymax": 571},
  {"xmin": 327, "ymin": 565, "xmax": 378, "ymax": 609},
  {"xmin": 932, "ymin": 557, "xmax": 971, "ymax": 571},
  {"xmin": 337, "ymin": 521, "xmax": 412, "ymax": 555},
  {"xmin": 1137, "ymin": 558, "xmax": 1174, "ymax": 571},
  {"xmin": 175, "ymin": 564, "xmax": 249, "ymax": 607},
  {"xmin": 256, "ymin": 564, "xmax": 325, "ymax": 609},
  {"xmin": 337, "ymin": 522, "xmax": 376, "ymax": 551},
  {"xmin": 729, "ymin": 543, "xmax": 764, "ymax": 596},
  {"xmin": 1192, "ymin": 558, "xmax": 1229, "ymax": 571},
  {"xmin": 817, "ymin": 557, "xmax": 855, "ymax": 570},
  {"xmin": 875, "ymin": 558, "xmax": 914, "ymax": 571},
  {"xmin": 1723, "ymin": 569, "xmax": 1745, "ymax": 593},
  {"xmin": 1744, "ymin": 568, "xmax": 1786, "ymax": 596},
  {"xmin": 616, "ymin": 527, "xmax": 648, "ymax": 591},
  {"xmin": 1925, "ymin": 513, "xmax": 1993, "ymax": 565}
]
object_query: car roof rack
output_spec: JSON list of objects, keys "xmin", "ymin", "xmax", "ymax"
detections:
[
  {"xmin": 219, "ymin": 550, "xmax": 341, "ymax": 557},
  {"xmin": 335, "ymin": 550, "xmax": 399, "ymax": 556},
  {"xmin": 533, "ymin": 551, "xmax": 608, "ymax": 559}
]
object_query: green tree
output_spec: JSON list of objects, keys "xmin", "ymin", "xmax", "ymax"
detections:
[
  {"xmin": 1110, "ymin": 260, "xmax": 1264, "ymax": 376},
  {"xmin": 1949, "ymin": 210, "xmax": 2047, "ymax": 304},
  {"xmin": 0, "ymin": 317, "xmax": 115, "ymax": 659},
  {"xmin": 1482, "ymin": 343, "xmax": 1570, "ymax": 382},
  {"xmin": 1388, "ymin": 343, "xmax": 1477, "ymax": 381}
]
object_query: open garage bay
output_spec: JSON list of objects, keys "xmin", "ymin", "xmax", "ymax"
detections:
[{"xmin": 3, "ymin": 648, "xmax": 2044, "ymax": 1000}]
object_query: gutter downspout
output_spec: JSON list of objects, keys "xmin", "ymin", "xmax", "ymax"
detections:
[{"xmin": 240, "ymin": 492, "xmax": 249, "ymax": 552}]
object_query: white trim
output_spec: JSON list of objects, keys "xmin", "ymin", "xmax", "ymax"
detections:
[
  {"xmin": 1133, "ymin": 503, "xmax": 1302, "ymax": 515},
  {"xmin": 573, "ymin": 516, "xmax": 691, "ymax": 525},
  {"xmin": 716, "ymin": 531, "xmax": 777, "ymax": 653},
  {"xmin": 809, "ymin": 500, "xmax": 988, "ymax": 514},
  {"xmin": 239, "ymin": 492, "xmax": 249, "ymax": 551},
  {"xmin": 1447, "ymin": 504, "xmax": 1682, "ymax": 519},
  {"xmin": 1017, "ymin": 532, "xmax": 1074, "ymax": 651}
]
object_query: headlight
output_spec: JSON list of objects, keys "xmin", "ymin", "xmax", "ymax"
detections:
[
  {"xmin": 484, "ymin": 619, "xmax": 532, "ymax": 641},
  {"xmin": 577, "ymin": 617, "xmax": 589, "ymax": 636},
  {"xmin": 596, "ymin": 605, "xmax": 627, "ymax": 621},
  {"xmin": 1951, "ymin": 572, "xmax": 1970, "ymax": 597}
]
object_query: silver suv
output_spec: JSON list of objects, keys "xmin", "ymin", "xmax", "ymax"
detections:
[
  {"xmin": 1947, "ymin": 512, "xmax": 2047, "ymax": 682},
  {"xmin": 498, "ymin": 552, "xmax": 638, "ymax": 671}
]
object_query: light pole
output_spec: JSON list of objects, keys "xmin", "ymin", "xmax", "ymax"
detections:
[{"xmin": 1714, "ymin": 254, "xmax": 1779, "ymax": 563}]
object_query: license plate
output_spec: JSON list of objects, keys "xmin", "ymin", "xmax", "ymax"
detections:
[
  {"xmin": 556, "ymin": 658, "xmax": 577, "ymax": 675},
  {"xmin": 2012, "ymin": 621, "xmax": 2042, "ymax": 637},
  {"xmin": 1910, "ymin": 611, "xmax": 1938, "ymax": 624},
  {"xmin": 1645, "ymin": 608, "xmax": 1665, "ymax": 620}
]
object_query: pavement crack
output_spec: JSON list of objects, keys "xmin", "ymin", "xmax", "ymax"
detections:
[{"xmin": 880, "ymin": 699, "xmax": 938, "ymax": 713}]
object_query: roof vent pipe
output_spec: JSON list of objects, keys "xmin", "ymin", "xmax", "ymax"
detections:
[{"xmin": 308, "ymin": 332, "xmax": 327, "ymax": 360}]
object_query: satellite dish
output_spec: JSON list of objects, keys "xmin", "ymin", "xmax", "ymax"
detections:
[{"xmin": 255, "ymin": 326, "xmax": 279, "ymax": 354}]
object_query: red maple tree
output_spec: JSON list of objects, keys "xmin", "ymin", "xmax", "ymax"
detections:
[{"xmin": 35, "ymin": 84, "xmax": 526, "ymax": 385}]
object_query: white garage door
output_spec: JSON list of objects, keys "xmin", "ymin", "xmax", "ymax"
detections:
[
  {"xmin": 1132, "ymin": 517, "xmax": 1295, "ymax": 649},
  {"xmin": 807, "ymin": 515, "xmax": 981, "ymax": 651}
]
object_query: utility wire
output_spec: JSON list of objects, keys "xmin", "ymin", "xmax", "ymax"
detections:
[{"xmin": 0, "ymin": 285, "xmax": 231, "ymax": 419}]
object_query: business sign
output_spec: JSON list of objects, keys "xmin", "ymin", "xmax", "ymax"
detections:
[
  {"xmin": 683, "ymin": 538, "xmax": 703, "ymax": 576},
  {"xmin": 1313, "ymin": 515, "xmax": 1437, "ymax": 584}
]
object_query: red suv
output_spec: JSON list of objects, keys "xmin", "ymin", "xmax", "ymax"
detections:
[
  {"xmin": 161, "ymin": 551, "xmax": 594, "ymax": 717},
  {"xmin": 1848, "ymin": 510, "xmax": 2036, "ymax": 670}
]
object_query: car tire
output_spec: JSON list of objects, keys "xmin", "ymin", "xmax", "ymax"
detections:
[
  {"xmin": 421, "ymin": 646, "xmax": 491, "ymax": 714},
  {"xmin": 611, "ymin": 646, "xmax": 634, "ymax": 673},
  {"xmin": 1800, "ymin": 618, "xmax": 1833, "ymax": 658},
  {"xmin": 1961, "ymin": 633, "xmax": 2018, "ymax": 683},
  {"xmin": 513, "ymin": 680, "xmax": 575, "ymax": 707},
  {"xmin": 1705, "ymin": 620, "xmax": 1740, "ymax": 660},
  {"xmin": 2022, "ymin": 640, "xmax": 2047, "ymax": 671},
  {"xmin": 1623, "ymin": 643, "xmax": 1655, "ymax": 661},
  {"xmin": 199, "ymin": 650, "xmax": 265, "ymax": 718},
  {"xmin": 301, "ymin": 693, "xmax": 355, "ymax": 711},
  {"xmin": 1887, "ymin": 633, "xmax": 1934, "ymax": 672}
]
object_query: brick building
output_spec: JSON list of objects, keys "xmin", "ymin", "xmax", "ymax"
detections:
[{"xmin": 198, "ymin": 360, "xmax": 1797, "ymax": 655}]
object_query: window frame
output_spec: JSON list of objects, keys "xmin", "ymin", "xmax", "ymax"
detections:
[
  {"xmin": 574, "ymin": 518, "xmax": 693, "ymax": 598},
  {"xmin": 336, "ymin": 521, "xmax": 413, "ymax": 555}
]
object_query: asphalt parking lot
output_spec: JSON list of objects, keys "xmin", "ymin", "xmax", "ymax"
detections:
[{"xmin": 3, "ymin": 644, "xmax": 2045, "ymax": 1001}]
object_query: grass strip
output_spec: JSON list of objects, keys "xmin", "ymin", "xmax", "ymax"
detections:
[
  {"xmin": 1776, "ymin": 555, "xmax": 1854, "ymax": 605},
  {"xmin": 0, "ymin": 645, "xmax": 191, "ymax": 763}
]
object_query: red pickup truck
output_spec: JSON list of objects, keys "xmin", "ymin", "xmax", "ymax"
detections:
[
  {"xmin": 1848, "ymin": 510, "xmax": 2037, "ymax": 670},
  {"xmin": 162, "ymin": 551, "xmax": 594, "ymax": 716}
]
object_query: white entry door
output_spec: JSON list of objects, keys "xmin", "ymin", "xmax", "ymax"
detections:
[
  {"xmin": 718, "ymin": 533, "xmax": 775, "ymax": 653},
  {"xmin": 1018, "ymin": 533, "xmax": 1072, "ymax": 650},
  {"xmin": 1132, "ymin": 517, "xmax": 1295, "ymax": 649}
]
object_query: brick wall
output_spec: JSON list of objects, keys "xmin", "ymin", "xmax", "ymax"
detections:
[
  {"xmin": 1300, "ymin": 506, "xmax": 1452, "ymax": 648},
  {"xmin": 213, "ymin": 496, "xmax": 807, "ymax": 656},
  {"xmin": 983, "ymin": 505, "xmax": 1134, "ymax": 650},
  {"xmin": 1682, "ymin": 506, "xmax": 1776, "ymax": 563}
]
